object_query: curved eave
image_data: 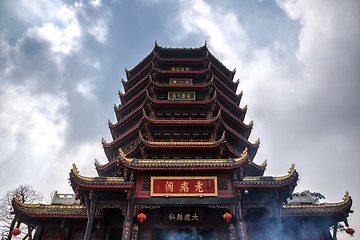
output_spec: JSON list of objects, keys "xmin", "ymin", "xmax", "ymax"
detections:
[
  {"xmin": 139, "ymin": 131, "xmax": 225, "ymax": 148},
  {"xmin": 216, "ymin": 88, "xmax": 246, "ymax": 114},
  {"xmin": 208, "ymin": 52, "xmax": 233, "ymax": 79},
  {"xmin": 12, "ymin": 197, "xmax": 87, "ymax": 219},
  {"xmin": 143, "ymin": 109, "xmax": 221, "ymax": 125},
  {"xmin": 213, "ymin": 76, "xmax": 241, "ymax": 103},
  {"xmin": 120, "ymin": 73, "xmax": 150, "ymax": 100},
  {"xmin": 154, "ymin": 43, "xmax": 207, "ymax": 54},
  {"xmin": 248, "ymin": 160, "xmax": 267, "ymax": 174},
  {"xmin": 125, "ymin": 59, "xmax": 153, "ymax": 84},
  {"xmin": 127, "ymin": 51, "xmax": 154, "ymax": 78},
  {"xmin": 147, "ymin": 90, "xmax": 216, "ymax": 105},
  {"xmin": 218, "ymin": 101, "xmax": 246, "ymax": 125},
  {"xmin": 153, "ymin": 66, "xmax": 210, "ymax": 76},
  {"xmin": 111, "ymin": 100, "xmax": 146, "ymax": 129},
  {"xmin": 69, "ymin": 165, "xmax": 133, "ymax": 189},
  {"xmin": 116, "ymin": 147, "xmax": 249, "ymax": 170},
  {"xmin": 150, "ymin": 76, "xmax": 213, "ymax": 89},
  {"xmin": 115, "ymin": 88, "xmax": 147, "ymax": 115},
  {"xmin": 282, "ymin": 194, "xmax": 352, "ymax": 217},
  {"xmin": 235, "ymin": 164, "xmax": 298, "ymax": 188},
  {"xmin": 104, "ymin": 119, "xmax": 143, "ymax": 149},
  {"xmin": 210, "ymin": 63, "xmax": 237, "ymax": 88},
  {"xmin": 221, "ymin": 119, "xmax": 254, "ymax": 144}
]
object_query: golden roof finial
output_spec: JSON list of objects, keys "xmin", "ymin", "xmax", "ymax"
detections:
[
  {"xmin": 342, "ymin": 191, "xmax": 350, "ymax": 201},
  {"xmin": 261, "ymin": 159, "xmax": 267, "ymax": 167},
  {"xmin": 118, "ymin": 90, "xmax": 123, "ymax": 96},
  {"xmin": 101, "ymin": 138, "xmax": 107, "ymax": 145},
  {"xmin": 255, "ymin": 138, "xmax": 260, "ymax": 145},
  {"xmin": 232, "ymin": 68, "xmax": 236, "ymax": 73},
  {"xmin": 114, "ymin": 104, "xmax": 118, "ymax": 110},
  {"xmin": 94, "ymin": 159, "xmax": 100, "ymax": 166},
  {"xmin": 288, "ymin": 163, "xmax": 295, "ymax": 174},
  {"xmin": 239, "ymin": 91, "xmax": 243, "ymax": 97},
  {"xmin": 244, "ymin": 105, "xmax": 248, "ymax": 111},
  {"xmin": 125, "ymin": 68, "xmax": 129, "ymax": 72},
  {"xmin": 241, "ymin": 147, "xmax": 248, "ymax": 158},
  {"xmin": 204, "ymin": 40, "xmax": 207, "ymax": 47},
  {"xmin": 155, "ymin": 40, "xmax": 158, "ymax": 46},
  {"xmin": 108, "ymin": 119, "xmax": 113, "ymax": 126},
  {"xmin": 72, "ymin": 163, "xmax": 79, "ymax": 174},
  {"xmin": 235, "ymin": 79, "xmax": 240, "ymax": 85},
  {"xmin": 121, "ymin": 78, "xmax": 126, "ymax": 84},
  {"xmin": 249, "ymin": 120, "xmax": 254, "ymax": 127}
]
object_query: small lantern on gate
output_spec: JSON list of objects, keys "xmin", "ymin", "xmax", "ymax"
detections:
[
  {"xmin": 223, "ymin": 212, "xmax": 232, "ymax": 222},
  {"xmin": 346, "ymin": 227, "xmax": 355, "ymax": 236},
  {"xmin": 137, "ymin": 212, "xmax": 146, "ymax": 223},
  {"xmin": 11, "ymin": 229, "xmax": 21, "ymax": 236}
]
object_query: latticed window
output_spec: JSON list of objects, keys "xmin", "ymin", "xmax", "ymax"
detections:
[
  {"xmin": 218, "ymin": 179, "xmax": 228, "ymax": 191},
  {"xmin": 142, "ymin": 179, "xmax": 151, "ymax": 191}
]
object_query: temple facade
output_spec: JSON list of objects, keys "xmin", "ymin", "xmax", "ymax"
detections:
[{"xmin": 11, "ymin": 43, "xmax": 353, "ymax": 240}]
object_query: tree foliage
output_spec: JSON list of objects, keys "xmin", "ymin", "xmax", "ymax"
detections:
[{"xmin": 0, "ymin": 185, "xmax": 43, "ymax": 239}]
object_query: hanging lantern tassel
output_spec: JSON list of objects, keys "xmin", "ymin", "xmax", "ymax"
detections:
[
  {"xmin": 346, "ymin": 227, "xmax": 355, "ymax": 237},
  {"xmin": 11, "ymin": 229, "xmax": 21, "ymax": 236},
  {"xmin": 137, "ymin": 213, "xmax": 146, "ymax": 223},
  {"xmin": 223, "ymin": 212, "xmax": 232, "ymax": 223}
]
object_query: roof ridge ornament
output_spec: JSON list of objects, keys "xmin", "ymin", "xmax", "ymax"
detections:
[
  {"xmin": 155, "ymin": 40, "xmax": 158, "ymax": 46},
  {"xmin": 204, "ymin": 40, "xmax": 207, "ymax": 47},
  {"xmin": 94, "ymin": 159, "xmax": 102, "ymax": 167},
  {"xmin": 114, "ymin": 104, "xmax": 118, "ymax": 110},
  {"xmin": 288, "ymin": 163, "xmax": 295, "ymax": 174},
  {"xmin": 108, "ymin": 119, "xmax": 113, "ymax": 126},
  {"xmin": 235, "ymin": 79, "xmax": 240, "ymax": 85},
  {"xmin": 255, "ymin": 138, "xmax": 260, "ymax": 145},
  {"xmin": 102, "ymin": 138, "xmax": 107, "ymax": 146},
  {"xmin": 243, "ymin": 105, "xmax": 247, "ymax": 111},
  {"xmin": 261, "ymin": 159, "xmax": 267, "ymax": 167},
  {"xmin": 72, "ymin": 163, "xmax": 79, "ymax": 174},
  {"xmin": 343, "ymin": 191, "xmax": 350, "ymax": 202},
  {"xmin": 118, "ymin": 90, "xmax": 123, "ymax": 96},
  {"xmin": 234, "ymin": 147, "xmax": 248, "ymax": 163},
  {"xmin": 249, "ymin": 120, "xmax": 253, "ymax": 127}
]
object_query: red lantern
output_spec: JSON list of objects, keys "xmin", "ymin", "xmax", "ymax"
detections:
[
  {"xmin": 11, "ymin": 229, "xmax": 21, "ymax": 236},
  {"xmin": 346, "ymin": 227, "xmax": 355, "ymax": 236},
  {"xmin": 223, "ymin": 212, "xmax": 232, "ymax": 222},
  {"xmin": 137, "ymin": 212, "xmax": 146, "ymax": 223}
]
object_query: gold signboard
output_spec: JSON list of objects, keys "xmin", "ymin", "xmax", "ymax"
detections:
[
  {"xmin": 168, "ymin": 92, "xmax": 195, "ymax": 101},
  {"xmin": 169, "ymin": 78, "xmax": 192, "ymax": 85},
  {"xmin": 151, "ymin": 176, "xmax": 218, "ymax": 197}
]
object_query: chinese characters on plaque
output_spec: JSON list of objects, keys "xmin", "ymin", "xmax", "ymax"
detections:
[
  {"xmin": 150, "ymin": 177, "xmax": 217, "ymax": 197},
  {"xmin": 168, "ymin": 92, "xmax": 196, "ymax": 101},
  {"xmin": 171, "ymin": 67, "xmax": 191, "ymax": 72},
  {"xmin": 169, "ymin": 78, "xmax": 192, "ymax": 85},
  {"xmin": 165, "ymin": 210, "xmax": 203, "ymax": 224}
]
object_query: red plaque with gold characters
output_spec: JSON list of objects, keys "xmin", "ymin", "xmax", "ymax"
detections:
[
  {"xmin": 169, "ymin": 78, "xmax": 192, "ymax": 85},
  {"xmin": 150, "ymin": 176, "xmax": 217, "ymax": 197}
]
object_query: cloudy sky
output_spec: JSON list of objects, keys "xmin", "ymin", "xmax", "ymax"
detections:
[{"xmin": 0, "ymin": 0, "xmax": 359, "ymax": 238}]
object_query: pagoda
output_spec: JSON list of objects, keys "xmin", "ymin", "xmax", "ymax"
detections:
[{"xmin": 11, "ymin": 42, "xmax": 353, "ymax": 240}]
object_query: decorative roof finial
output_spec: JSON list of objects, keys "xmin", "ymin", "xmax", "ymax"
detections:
[
  {"xmin": 121, "ymin": 78, "xmax": 126, "ymax": 84},
  {"xmin": 249, "ymin": 120, "xmax": 253, "ymax": 127},
  {"xmin": 255, "ymin": 138, "xmax": 260, "ymax": 145},
  {"xmin": 155, "ymin": 40, "xmax": 158, "ymax": 46},
  {"xmin": 72, "ymin": 163, "xmax": 79, "ymax": 174},
  {"xmin": 244, "ymin": 105, "xmax": 248, "ymax": 111},
  {"xmin": 108, "ymin": 119, "xmax": 113, "ymax": 126},
  {"xmin": 118, "ymin": 90, "xmax": 123, "ymax": 96},
  {"xmin": 232, "ymin": 68, "xmax": 236, "ymax": 73},
  {"xmin": 204, "ymin": 40, "xmax": 207, "ymax": 47},
  {"xmin": 235, "ymin": 79, "xmax": 240, "ymax": 85},
  {"xmin": 94, "ymin": 159, "xmax": 100, "ymax": 166},
  {"xmin": 343, "ymin": 191, "xmax": 350, "ymax": 201},
  {"xmin": 288, "ymin": 163, "xmax": 295, "ymax": 174},
  {"xmin": 261, "ymin": 159, "xmax": 267, "ymax": 167},
  {"xmin": 102, "ymin": 138, "xmax": 107, "ymax": 145},
  {"xmin": 239, "ymin": 91, "xmax": 243, "ymax": 97}
]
